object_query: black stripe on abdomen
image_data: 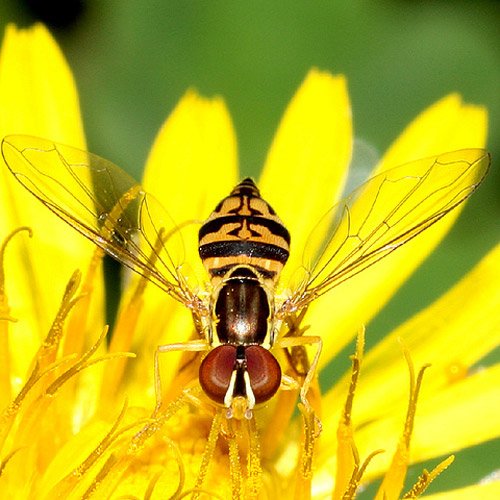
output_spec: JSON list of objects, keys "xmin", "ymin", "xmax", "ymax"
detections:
[{"xmin": 199, "ymin": 240, "xmax": 289, "ymax": 264}]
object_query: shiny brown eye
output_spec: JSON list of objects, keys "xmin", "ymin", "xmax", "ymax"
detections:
[
  {"xmin": 245, "ymin": 345, "xmax": 281, "ymax": 404},
  {"xmin": 199, "ymin": 345, "xmax": 237, "ymax": 404}
]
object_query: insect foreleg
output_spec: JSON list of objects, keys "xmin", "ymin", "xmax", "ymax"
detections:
[{"xmin": 154, "ymin": 339, "xmax": 209, "ymax": 411}]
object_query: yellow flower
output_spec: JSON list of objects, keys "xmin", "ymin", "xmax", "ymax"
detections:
[{"xmin": 0, "ymin": 23, "xmax": 498, "ymax": 499}]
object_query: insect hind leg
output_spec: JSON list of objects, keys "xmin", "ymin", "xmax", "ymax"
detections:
[{"xmin": 276, "ymin": 334, "xmax": 323, "ymax": 433}]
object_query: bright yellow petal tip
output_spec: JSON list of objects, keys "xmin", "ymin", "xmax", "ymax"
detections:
[
  {"xmin": 0, "ymin": 23, "xmax": 85, "ymax": 146},
  {"xmin": 143, "ymin": 89, "xmax": 238, "ymax": 221},
  {"xmin": 260, "ymin": 69, "xmax": 352, "ymax": 285},
  {"xmin": 377, "ymin": 93, "xmax": 488, "ymax": 172}
]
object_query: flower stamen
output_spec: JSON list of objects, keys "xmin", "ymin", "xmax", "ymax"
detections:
[
  {"xmin": 333, "ymin": 328, "xmax": 366, "ymax": 499},
  {"xmin": 0, "ymin": 226, "xmax": 33, "ymax": 299},
  {"xmin": 342, "ymin": 449, "xmax": 384, "ymax": 500},
  {"xmin": 46, "ymin": 325, "xmax": 108, "ymax": 395},
  {"xmin": 402, "ymin": 455, "xmax": 455, "ymax": 498},
  {"xmin": 0, "ymin": 227, "xmax": 32, "ymax": 406},
  {"xmin": 293, "ymin": 402, "xmax": 318, "ymax": 500},
  {"xmin": 101, "ymin": 226, "xmax": 171, "ymax": 404},
  {"xmin": 38, "ymin": 269, "xmax": 83, "ymax": 371},
  {"xmin": 0, "ymin": 266, "xmax": 86, "ymax": 452},
  {"xmin": 47, "ymin": 400, "xmax": 141, "ymax": 497},
  {"xmin": 143, "ymin": 470, "xmax": 163, "ymax": 499},
  {"xmin": 245, "ymin": 416, "xmax": 263, "ymax": 497},
  {"xmin": 375, "ymin": 344, "xmax": 431, "ymax": 499},
  {"xmin": 83, "ymin": 453, "xmax": 119, "ymax": 499},
  {"xmin": 192, "ymin": 409, "xmax": 224, "ymax": 499},
  {"xmin": 63, "ymin": 246, "xmax": 104, "ymax": 357},
  {"xmin": 226, "ymin": 418, "xmax": 244, "ymax": 499}
]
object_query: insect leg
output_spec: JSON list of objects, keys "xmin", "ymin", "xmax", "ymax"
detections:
[
  {"xmin": 276, "ymin": 335, "xmax": 322, "ymax": 422},
  {"xmin": 276, "ymin": 335, "xmax": 323, "ymax": 481},
  {"xmin": 154, "ymin": 339, "xmax": 209, "ymax": 412}
]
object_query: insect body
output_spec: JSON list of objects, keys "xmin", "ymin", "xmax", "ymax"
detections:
[
  {"xmin": 1, "ymin": 135, "xmax": 490, "ymax": 420},
  {"xmin": 198, "ymin": 178, "xmax": 289, "ymax": 414}
]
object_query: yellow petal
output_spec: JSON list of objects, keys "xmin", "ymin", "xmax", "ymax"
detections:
[
  {"xmin": 142, "ymin": 89, "xmax": 238, "ymax": 221},
  {"xmin": 0, "ymin": 24, "xmax": 85, "ymax": 145},
  {"xmin": 325, "ymin": 243, "xmax": 500, "ymax": 427},
  {"xmin": 319, "ymin": 243, "xmax": 500, "ymax": 459},
  {"xmin": 410, "ymin": 363, "xmax": 500, "ymax": 461},
  {"xmin": 375, "ymin": 94, "xmax": 487, "ymax": 172},
  {"xmin": 142, "ymin": 89, "xmax": 238, "ymax": 288},
  {"xmin": 0, "ymin": 24, "xmax": 100, "ymax": 382},
  {"xmin": 319, "ymin": 363, "xmax": 500, "ymax": 482},
  {"xmin": 259, "ymin": 69, "xmax": 352, "ymax": 287},
  {"xmin": 307, "ymin": 97, "xmax": 488, "ymax": 366},
  {"xmin": 38, "ymin": 419, "xmax": 113, "ymax": 496},
  {"xmin": 125, "ymin": 91, "xmax": 238, "ymax": 402},
  {"xmin": 142, "ymin": 88, "xmax": 239, "ymax": 283}
]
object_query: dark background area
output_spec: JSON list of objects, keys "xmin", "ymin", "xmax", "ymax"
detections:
[{"xmin": 1, "ymin": 1, "xmax": 498, "ymax": 496}]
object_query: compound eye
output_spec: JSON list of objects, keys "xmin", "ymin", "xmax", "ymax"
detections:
[
  {"xmin": 245, "ymin": 345, "xmax": 281, "ymax": 404},
  {"xmin": 199, "ymin": 345, "xmax": 237, "ymax": 404}
]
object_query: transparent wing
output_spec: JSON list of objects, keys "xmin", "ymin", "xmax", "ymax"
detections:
[
  {"xmin": 2, "ymin": 134, "xmax": 199, "ymax": 306},
  {"xmin": 280, "ymin": 149, "xmax": 490, "ymax": 314}
]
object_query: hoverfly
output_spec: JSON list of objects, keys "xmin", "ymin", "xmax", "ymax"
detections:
[{"xmin": 1, "ymin": 135, "xmax": 490, "ymax": 420}]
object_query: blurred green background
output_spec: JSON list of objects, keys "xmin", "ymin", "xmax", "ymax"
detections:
[{"xmin": 1, "ymin": 0, "xmax": 498, "ymax": 496}]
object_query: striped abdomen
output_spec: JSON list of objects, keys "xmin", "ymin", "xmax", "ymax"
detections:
[{"xmin": 198, "ymin": 178, "xmax": 290, "ymax": 284}]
